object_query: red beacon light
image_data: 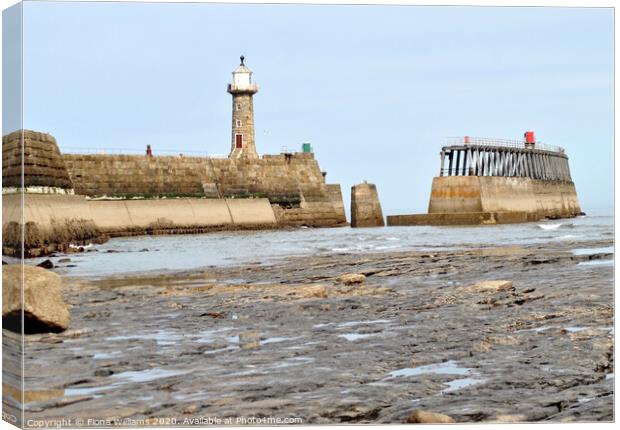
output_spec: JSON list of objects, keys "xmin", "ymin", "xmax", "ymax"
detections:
[{"xmin": 524, "ymin": 131, "xmax": 535, "ymax": 148}]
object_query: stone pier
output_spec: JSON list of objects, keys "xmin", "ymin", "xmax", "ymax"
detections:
[
  {"xmin": 351, "ymin": 182, "xmax": 385, "ymax": 228},
  {"xmin": 387, "ymin": 135, "xmax": 582, "ymax": 226}
]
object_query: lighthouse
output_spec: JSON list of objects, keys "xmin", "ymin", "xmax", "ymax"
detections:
[{"xmin": 227, "ymin": 56, "xmax": 259, "ymax": 159}]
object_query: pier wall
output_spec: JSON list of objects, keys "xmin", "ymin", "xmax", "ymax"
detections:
[
  {"xmin": 326, "ymin": 184, "xmax": 347, "ymax": 224},
  {"xmin": 87, "ymin": 198, "xmax": 276, "ymax": 235},
  {"xmin": 427, "ymin": 177, "xmax": 483, "ymax": 213},
  {"xmin": 2, "ymin": 130, "xmax": 346, "ymax": 256},
  {"xmin": 427, "ymin": 176, "xmax": 581, "ymax": 219},
  {"xmin": 2, "ymin": 194, "xmax": 102, "ymax": 257},
  {"xmin": 2, "ymin": 193, "xmax": 278, "ymax": 255},
  {"xmin": 63, "ymin": 154, "xmax": 326, "ymax": 199},
  {"xmin": 62, "ymin": 153, "xmax": 345, "ymax": 227}
]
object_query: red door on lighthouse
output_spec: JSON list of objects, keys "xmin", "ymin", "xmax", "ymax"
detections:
[{"xmin": 235, "ymin": 134, "xmax": 243, "ymax": 149}]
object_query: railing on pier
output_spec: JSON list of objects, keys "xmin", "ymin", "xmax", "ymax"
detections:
[
  {"xmin": 445, "ymin": 136, "xmax": 565, "ymax": 154},
  {"xmin": 59, "ymin": 146, "xmax": 250, "ymax": 159}
]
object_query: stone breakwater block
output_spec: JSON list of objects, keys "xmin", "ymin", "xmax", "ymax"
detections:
[
  {"xmin": 351, "ymin": 182, "xmax": 385, "ymax": 228},
  {"xmin": 2, "ymin": 265, "xmax": 70, "ymax": 333},
  {"xmin": 406, "ymin": 410, "xmax": 455, "ymax": 424},
  {"xmin": 337, "ymin": 273, "xmax": 366, "ymax": 285},
  {"xmin": 469, "ymin": 280, "xmax": 514, "ymax": 293}
]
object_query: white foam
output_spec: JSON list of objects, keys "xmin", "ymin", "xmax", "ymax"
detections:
[{"xmin": 537, "ymin": 223, "xmax": 562, "ymax": 230}]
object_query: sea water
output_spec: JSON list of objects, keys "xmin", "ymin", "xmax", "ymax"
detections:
[{"xmin": 14, "ymin": 214, "xmax": 612, "ymax": 277}]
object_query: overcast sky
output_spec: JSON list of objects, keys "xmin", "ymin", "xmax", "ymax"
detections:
[{"xmin": 6, "ymin": 2, "xmax": 614, "ymax": 215}]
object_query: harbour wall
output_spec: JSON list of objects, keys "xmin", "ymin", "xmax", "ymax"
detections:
[
  {"xmin": 2, "ymin": 193, "xmax": 278, "ymax": 256},
  {"xmin": 62, "ymin": 153, "xmax": 346, "ymax": 227},
  {"xmin": 428, "ymin": 176, "xmax": 581, "ymax": 218},
  {"xmin": 63, "ymin": 153, "xmax": 326, "ymax": 200},
  {"xmin": 2, "ymin": 130, "xmax": 346, "ymax": 256},
  {"xmin": 2, "ymin": 194, "xmax": 102, "ymax": 257},
  {"xmin": 87, "ymin": 197, "xmax": 276, "ymax": 235}
]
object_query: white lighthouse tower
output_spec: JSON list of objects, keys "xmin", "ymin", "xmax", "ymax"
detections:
[{"xmin": 227, "ymin": 56, "xmax": 259, "ymax": 159}]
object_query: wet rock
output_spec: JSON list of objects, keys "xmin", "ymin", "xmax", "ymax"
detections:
[
  {"xmin": 472, "ymin": 340, "xmax": 492, "ymax": 353},
  {"xmin": 2, "ymin": 383, "xmax": 64, "ymax": 404},
  {"xmin": 469, "ymin": 280, "xmax": 514, "ymax": 293},
  {"xmin": 37, "ymin": 259, "xmax": 54, "ymax": 269},
  {"xmin": 406, "ymin": 410, "xmax": 455, "ymax": 424},
  {"xmin": 12, "ymin": 239, "xmax": 613, "ymax": 423},
  {"xmin": 330, "ymin": 404, "xmax": 382, "ymax": 422},
  {"xmin": 298, "ymin": 284, "xmax": 328, "ymax": 299},
  {"xmin": 493, "ymin": 414, "xmax": 529, "ymax": 423},
  {"xmin": 2, "ymin": 265, "xmax": 70, "ymax": 333},
  {"xmin": 239, "ymin": 331, "xmax": 261, "ymax": 349},
  {"xmin": 337, "ymin": 273, "xmax": 366, "ymax": 285},
  {"xmin": 567, "ymin": 328, "xmax": 604, "ymax": 340},
  {"xmin": 58, "ymin": 258, "xmax": 71, "ymax": 263},
  {"xmin": 2, "ymin": 260, "xmax": 7, "ymax": 265},
  {"xmin": 183, "ymin": 404, "xmax": 199, "ymax": 414},
  {"xmin": 488, "ymin": 335, "xmax": 519, "ymax": 346},
  {"xmin": 202, "ymin": 311, "xmax": 225, "ymax": 319}
]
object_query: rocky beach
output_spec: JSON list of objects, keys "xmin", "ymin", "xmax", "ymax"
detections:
[{"xmin": 2, "ymin": 224, "xmax": 614, "ymax": 425}]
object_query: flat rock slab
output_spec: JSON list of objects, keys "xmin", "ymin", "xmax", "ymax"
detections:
[
  {"xmin": 3, "ymin": 239, "xmax": 613, "ymax": 425},
  {"xmin": 468, "ymin": 280, "xmax": 514, "ymax": 293}
]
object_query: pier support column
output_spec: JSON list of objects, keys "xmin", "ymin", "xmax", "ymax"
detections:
[
  {"xmin": 534, "ymin": 154, "xmax": 540, "ymax": 179},
  {"xmin": 467, "ymin": 149, "xmax": 475, "ymax": 176},
  {"xmin": 552, "ymin": 156, "xmax": 560, "ymax": 180},
  {"xmin": 439, "ymin": 151, "xmax": 446, "ymax": 176}
]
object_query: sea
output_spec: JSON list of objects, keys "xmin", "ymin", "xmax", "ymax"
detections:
[{"xmin": 10, "ymin": 214, "xmax": 613, "ymax": 278}]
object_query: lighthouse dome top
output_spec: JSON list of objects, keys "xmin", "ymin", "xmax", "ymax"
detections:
[
  {"xmin": 233, "ymin": 56, "xmax": 252, "ymax": 74},
  {"xmin": 228, "ymin": 56, "xmax": 259, "ymax": 94}
]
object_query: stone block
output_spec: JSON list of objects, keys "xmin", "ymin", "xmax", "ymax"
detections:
[{"xmin": 351, "ymin": 182, "xmax": 384, "ymax": 228}]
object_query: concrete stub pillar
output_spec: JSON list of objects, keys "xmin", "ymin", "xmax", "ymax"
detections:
[{"xmin": 351, "ymin": 182, "xmax": 385, "ymax": 228}]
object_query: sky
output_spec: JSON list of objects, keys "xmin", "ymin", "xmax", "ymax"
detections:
[{"xmin": 4, "ymin": 1, "xmax": 614, "ymax": 215}]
